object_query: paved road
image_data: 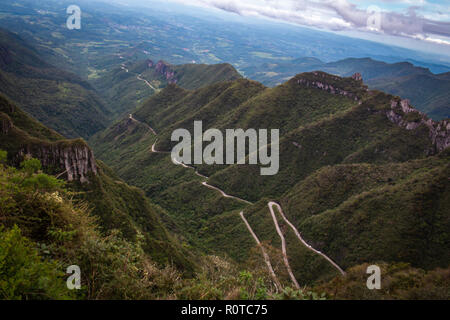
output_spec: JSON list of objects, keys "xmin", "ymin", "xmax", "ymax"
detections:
[
  {"xmin": 135, "ymin": 95, "xmax": 344, "ymax": 283},
  {"xmin": 129, "ymin": 114, "xmax": 157, "ymax": 135},
  {"xmin": 267, "ymin": 203, "xmax": 300, "ymax": 289},
  {"xmin": 268, "ymin": 202, "xmax": 346, "ymax": 276},
  {"xmin": 202, "ymin": 182, "xmax": 253, "ymax": 205},
  {"xmin": 121, "ymin": 60, "xmax": 271, "ymax": 281},
  {"xmin": 137, "ymin": 74, "xmax": 159, "ymax": 92},
  {"xmin": 239, "ymin": 211, "xmax": 281, "ymax": 291},
  {"xmin": 169, "ymin": 157, "xmax": 253, "ymax": 205},
  {"xmin": 120, "ymin": 62, "xmax": 159, "ymax": 92}
]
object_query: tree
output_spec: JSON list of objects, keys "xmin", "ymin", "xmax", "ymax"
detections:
[{"xmin": 0, "ymin": 225, "xmax": 72, "ymax": 300}]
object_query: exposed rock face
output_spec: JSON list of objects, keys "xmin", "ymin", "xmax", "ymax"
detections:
[
  {"xmin": 17, "ymin": 143, "xmax": 98, "ymax": 183},
  {"xmin": 147, "ymin": 59, "xmax": 178, "ymax": 84},
  {"xmin": 352, "ymin": 73, "xmax": 362, "ymax": 81},
  {"xmin": 155, "ymin": 60, "xmax": 177, "ymax": 83},
  {"xmin": 297, "ymin": 78, "xmax": 361, "ymax": 102},
  {"xmin": 296, "ymin": 72, "xmax": 366, "ymax": 102},
  {"xmin": 8, "ymin": 141, "xmax": 98, "ymax": 183},
  {"xmin": 1, "ymin": 108, "xmax": 97, "ymax": 183},
  {"xmin": 387, "ymin": 99, "xmax": 450, "ymax": 153}
]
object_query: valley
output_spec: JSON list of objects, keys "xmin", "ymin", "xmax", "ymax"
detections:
[
  {"xmin": 0, "ymin": 0, "xmax": 449, "ymax": 301},
  {"xmin": 90, "ymin": 66, "xmax": 449, "ymax": 290}
]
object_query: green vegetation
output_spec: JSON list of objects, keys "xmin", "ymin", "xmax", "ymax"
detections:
[
  {"xmin": 0, "ymin": 16, "xmax": 447, "ymax": 297},
  {"xmin": 90, "ymin": 70, "xmax": 448, "ymax": 298},
  {"xmin": 0, "ymin": 151, "xmax": 318, "ymax": 300},
  {"xmin": 93, "ymin": 60, "xmax": 242, "ymax": 118},
  {"xmin": 243, "ymin": 57, "xmax": 450, "ymax": 120},
  {"xmin": 0, "ymin": 155, "xmax": 181, "ymax": 299},
  {"xmin": 72, "ymin": 161, "xmax": 198, "ymax": 273},
  {"xmin": 0, "ymin": 95, "xmax": 320, "ymax": 300},
  {"xmin": 0, "ymin": 95, "xmax": 197, "ymax": 274},
  {"xmin": 0, "ymin": 29, "xmax": 110, "ymax": 138},
  {"xmin": 295, "ymin": 155, "xmax": 450, "ymax": 271},
  {"xmin": 0, "ymin": 226, "xmax": 71, "ymax": 300},
  {"xmin": 316, "ymin": 262, "xmax": 450, "ymax": 300}
]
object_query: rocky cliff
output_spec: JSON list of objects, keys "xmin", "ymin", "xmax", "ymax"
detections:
[
  {"xmin": 387, "ymin": 99, "xmax": 450, "ymax": 153},
  {"xmin": 16, "ymin": 142, "xmax": 98, "ymax": 183},
  {"xmin": 0, "ymin": 111, "xmax": 98, "ymax": 183},
  {"xmin": 11, "ymin": 140, "xmax": 98, "ymax": 183},
  {"xmin": 295, "ymin": 71, "xmax": 367, "ymax": 102},
  {"xmin": 146, "ymin": 59, "xmax": 177, "ymax": 84},
  {"xmin": 294, "ymin": 72, "xmax": 449, "ymax": 154}
]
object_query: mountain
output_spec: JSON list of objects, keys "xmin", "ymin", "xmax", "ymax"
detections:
[
  {"xmin": 0, "ymin": 94, "xmax": 194, "ymax": 272},
  {"xmin": 1, "ymin": 0, "xmax": 449, "ymax": 81},
  {"xmin": 90, "ymin": 70, "xmax": 450, "ymax": 291},
  {"xmin": 93, "ymin": 59, "xmax": 242, "ymax": 117},
  {"xmin": 1, "ymin": 0, "xmax": 449, "ymax": 300},
  {"xmin": 243, "ymin": 57, "xmax": 450, "ymax": 120},
  {"xmin": 3, "ymin": 90, "xmax": 327, "ymax": 299},
  {"xmin": 0, "ymin": 28, "xmax": 110, "ymax": 138}
]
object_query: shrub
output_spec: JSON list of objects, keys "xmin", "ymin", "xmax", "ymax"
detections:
[{"xmin": 0, "ymin": 225, "xmax": 72, "ymax": 300}]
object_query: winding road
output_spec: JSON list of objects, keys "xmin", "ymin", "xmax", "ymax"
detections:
[
  {"xmin": 267, "ymin": 203, "xmax": 300, "ymax": 289},
  {"xmin": 130, "ymin": 114, "xmax": 157, "ymax": 135},
  {"xmin": 127, "ymin": 98, "xmax": 346, "ymax": 287},
  {"xmin": 137, "ymin": 74, "xmax": 159, "ymax": 92},
  {"xmin": 169, "ymin": 156, "xmax": 253, "ymax": 205},
  {"xmin": 120, "ymin": 62, "xmax": 159, "ymax": 92},
  {"xmin": 240, "ymin": 211, "xmax": 281, "ymax": 291},
  {"xmin": 269, "ymin": 202, "xmax": 346, "ymax": 276},
  {"xmin": 202, "ymin": 182, "xmax": 253, "ymax": 205}
]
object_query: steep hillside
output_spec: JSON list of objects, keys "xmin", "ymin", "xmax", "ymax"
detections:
[
  {"xmin": 0, "ymin": 28, "xmax": 110, "ymax": 138},
  {"xmin": 282, "ymin": 155, "xmax": 450, "ymax": 271},
  {"xmin": 90, "ymin": 71, "xmax": 449, "ymax": 289},
  {"xmin": 208, "ymin": 74, "xmax": 447, "ymax": 201},
  {"xmin": 0, "ymin": 95, "xmax": 194, "ymax": 272},
  {"xmin": 93, "ymin": 59, "xmax": 242, "ymax": 117},
  {"xmin": 0, "ymin": 153, "xmax": 291, "ymax": 299}
]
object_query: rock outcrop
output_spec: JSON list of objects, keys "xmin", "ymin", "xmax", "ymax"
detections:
[
  {"xmin": 17, "ymin": 142, "xmax": 98, "ymax": 183},
  {"xmin": 1, "ymin": 97, "xmax": 97, "ymax": 183},
  {"xmin": 155, "ymin": 60, "xmax": 177, "ymax": 84},
  {"xmin": 146, "ymin": 59, "xmax": 178, "ymax": 84},
  {"xmin": 387, "ymin": 99, "xmax": 450, "ymax": 153},
  {"xmin": 1, "ymin": 116, "xmax": 97, "ymax": 183},
  {"xmin": 352, "ymin": 73, "xmax": 363, "ymax": 81},
  {"xmin": 296, "ymin": 72, "xmax": 366, "ymax": 102}
]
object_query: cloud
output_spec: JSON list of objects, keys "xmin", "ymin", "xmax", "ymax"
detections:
[{"xmin": 181, "ymin": 0, "xmax": 450, "ymax": 45}]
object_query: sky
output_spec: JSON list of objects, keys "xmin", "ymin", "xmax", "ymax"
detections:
[{"xmin": 159, "ymin": 0, "xmax": 450, "ymax": 53}]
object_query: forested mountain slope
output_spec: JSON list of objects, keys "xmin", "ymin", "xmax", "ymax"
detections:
[
  {"xmin": 0, "ymin": 29, "xmax": 110, "ymax": 138},
  {"xmin": 90, "ymin": 70, "xmax": 449, "ymax": 290},
  {"xmin": 0, "ymin": 94, "xmax": 194, "ymax": 272},
  {"xmin": 93, "ymin": 59, "xmax": 242, "ymax": 118},
  {"xmin": 243, "ymin": 57, "xmax": 450, "ymax": 120}
]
